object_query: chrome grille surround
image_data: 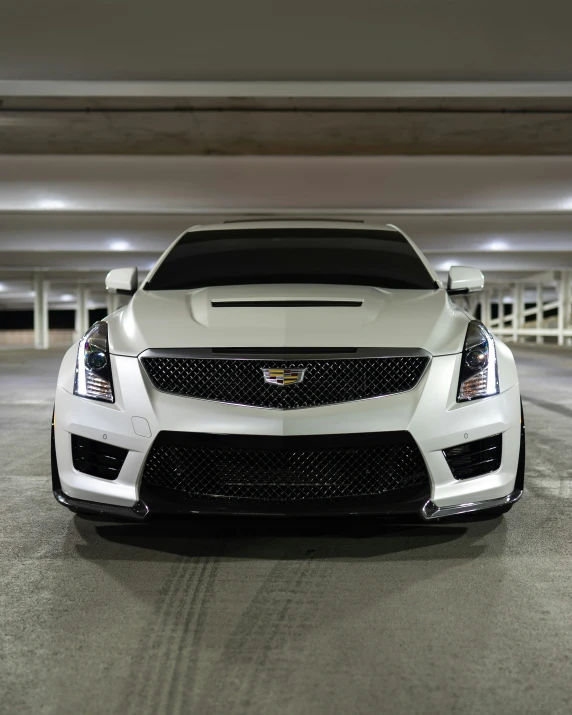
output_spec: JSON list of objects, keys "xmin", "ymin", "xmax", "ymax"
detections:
[{"xmin": 139, "ymin": 348, "xmax": 431, "ymax": 410}]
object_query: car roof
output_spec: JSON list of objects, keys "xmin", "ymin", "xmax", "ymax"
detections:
[{"xmin": 184, "ymin": 219, "xmax": 402, "ymax": 234}]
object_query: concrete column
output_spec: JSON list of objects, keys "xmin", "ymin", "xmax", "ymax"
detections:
[
  {"xmin": 33, "ymin": 273, "xmax": 50, "ymax": 350},
  {"xmin": 467, "ymin": 293, "xmax": 479, "ymax": 316},
  {"xmin": 557, "ymin": 271, "xmax": 571, "ymax": 347},
  {"xmin": 481, "ymin": 289, "xmax": 491, "ymax": 328},
  {"xmin": 106, "ymin": 292, "xmax": 120, "ymax": 316},
  {"xmin": 491, "ymin": 288, "xmax": 502, "ymax": 328},
  {"xmin": 74, "ymin": 285, "xmax": 89, "ymax": 341},
  {"xmin": 536, "ymin": 283, "xmax": 544, "ymax": 344},
  {"xmin": 563, "ymin": 272, "xmax": 572, "ymax": 347},
  {"xmin": 498, "ymin": 288, "xmax": 506, "ymax": 331},
  {"xmin": 512, "ymin": 283, "xmax": 523, "ymax": 343}
]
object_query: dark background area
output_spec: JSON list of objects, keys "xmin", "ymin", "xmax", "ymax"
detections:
[{"xmin": 0, "ymin": 309, "xmax": 107, "ymax": 330}]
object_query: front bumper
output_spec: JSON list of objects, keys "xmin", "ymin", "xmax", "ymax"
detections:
[
  {"xmin": 54, "ymin": 351, "xmax": 523, "ymax": 520},
  {"xmin": 53, "ymin": 486, "xmax": 523, "ymax": 522}
]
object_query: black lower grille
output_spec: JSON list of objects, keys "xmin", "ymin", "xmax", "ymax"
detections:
[
  {"xmin": 141, "ymin": 431, "xmax": 429, "ymax": 502},
  {"xmin": 140, "ymin": 351, "xmax": 430, "ymax": 409},
  {"xmin": 443, "ymin": 434, "xmax": 502, "ymax": 480},
  {"xmin": 71, "ymin": 434, "xmax": 128, "ymax": 480}
]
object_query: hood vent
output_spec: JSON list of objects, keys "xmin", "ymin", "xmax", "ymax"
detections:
[{"xmin": 211, "ymin": 300, "xmax": 363, "ymax": 308}]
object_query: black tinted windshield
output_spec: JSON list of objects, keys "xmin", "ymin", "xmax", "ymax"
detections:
[{"xmin": 144, "ymin": 228, "xmax": 436, "ymax": 291}]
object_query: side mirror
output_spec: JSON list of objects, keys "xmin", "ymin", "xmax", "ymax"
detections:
[
  {"xmin": 105, "ymin": 267, "xmax": 138, "ymax": 295},
  {"xmin": 447, "ymin": 266, "xmax": 484, "ymax": 294}
]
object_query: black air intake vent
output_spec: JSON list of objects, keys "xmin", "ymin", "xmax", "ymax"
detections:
[
  {"xmin": 443, "ymin": 434, "xmax": 502, "ymax": 480},
  {"xmin": 211, "ymin": 300, "xmax": 363, "ymax": 308},
  {"xmin": 71, "ymin": 435, "xmax": 128, "ymax": 480},
  {"xmin": 142, "ymin": 431, "xmax": 430, "ymax": 502}
]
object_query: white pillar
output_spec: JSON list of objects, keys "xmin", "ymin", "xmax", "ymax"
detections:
[
  {"xmin": 106, "ymin": 292, "xmax": 120, "ymax": 316},
  {"xmin": 557, "ymin": 271, "xmax": 571, "ymax": 347},
  {"xmin": 536, "ymin": 283, "xmax": 544, "ymax": 344},
  {"xmin": 481, "ymin": 288, "xmax": 491, "ymax": 328},
  {"xmin": 467, "ymin": 293, "xmax": 479, "ymax": 316},
  {"xmin": 512, "ymin": 283, "xmax": 523, "ymax": 343},
  {"xmin": 33, "ymin": 273, "xmax": 49, "ymax": 350},
  {"xmin": 74, "ymin": 285, "xmax": 89, "ymax": 341},
  {"xmin": 563, "ymin": 272, "xmax": 572, "ymax": 347},
  {"xmin": 496, "ymin": 288, "xmax": 503, "ymax": 330},
  {"xmin": 491, "ymin": 288, "xmax": 498, "ymax": 328}
]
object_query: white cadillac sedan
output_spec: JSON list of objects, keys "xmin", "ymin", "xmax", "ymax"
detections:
[{"xmin": 52, "ymin": 220, "xmax": 525, "ymax": 521}]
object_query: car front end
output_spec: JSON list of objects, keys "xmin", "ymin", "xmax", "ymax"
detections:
[{"xmin": 52, "ymin": 222, "xmax": 524, "ymax": 521}]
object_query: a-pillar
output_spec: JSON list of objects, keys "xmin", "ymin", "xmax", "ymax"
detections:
[
  {"xmin": 74, "ymin": 285, "xmax": 89, "ymax": 341},
  {"xmin": 33, "ymin": 273, "xmax": 50, "ymax": 350}
]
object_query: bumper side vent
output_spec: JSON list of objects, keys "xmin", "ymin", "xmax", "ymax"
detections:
[
  {"xmin": 443, "ymin": 434, "xmax": 502, "ymax": 480},
  {"xmin": 71, "ymin": 434, "xmax": 128, "ymax": 480}
]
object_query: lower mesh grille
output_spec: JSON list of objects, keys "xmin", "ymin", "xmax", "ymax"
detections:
[
  {"xmin": 71, "ymin": 434, "xmax": 128, "ymax": 480},
  {"xmin": 142, "ymin": 431, "xmax": 429, "ymax": 502},
  {"xmin": 443, "ymin": 434, "xmax": 502, "ymax": 479}
]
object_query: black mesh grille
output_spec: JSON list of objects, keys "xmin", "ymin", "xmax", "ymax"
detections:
[
  {"xmin": 443, "ymin": 434, "xmax": 502, "ymax": 479},
  {"xmin": 141, "ymin": 355, "xmax": 429, "ymax": 409},
  {"xmin": 142, "ymin": 431, "xmax": 429, "ymax": 502}
]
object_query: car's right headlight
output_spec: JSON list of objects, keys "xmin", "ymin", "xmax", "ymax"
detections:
[
  {"xmin": 457, "ymin": 320, "xmax": 499, "ymax": 402},
  {"xmin": 74, "ymin": 322, "xmax": 114, "ymax": 403}
]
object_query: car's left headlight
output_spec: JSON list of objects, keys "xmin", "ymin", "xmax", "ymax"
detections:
[
  {"xmin": 457, "ymin": 320, "xmax": 499, "ymax": 402},
  {"xmin": 74, "ymin": 321, "xmax": 114, "ymax": 403}
]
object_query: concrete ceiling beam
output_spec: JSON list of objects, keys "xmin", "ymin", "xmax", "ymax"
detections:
[
  {"xmin": 3, "ymin": 107, "xmax": 572, "ymax": 155},
  {"xmin": 4, "ymin": 81, "xmax": 572, "ymax": 98}
]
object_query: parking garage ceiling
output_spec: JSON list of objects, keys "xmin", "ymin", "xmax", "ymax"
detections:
[
  {"xmin": 1, "ymin": 0, "xmax": 572, "ymax": 311},
  {"xmin": 0, "ymin": 154, "xmax": 571, "ymax": 307},
  {"xmin": 2, "ymin": 0, "xmax": 572, "ymax": 82}
]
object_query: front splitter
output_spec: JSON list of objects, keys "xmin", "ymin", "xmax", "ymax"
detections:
[{"xmin": 420, "ymin": 489, "xmax": 523, "ymax": 520}]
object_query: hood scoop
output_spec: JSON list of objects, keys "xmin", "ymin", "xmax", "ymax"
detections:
[{"xmin": 211, "ymin": 300, "xmax": 363, "ymax": 308}]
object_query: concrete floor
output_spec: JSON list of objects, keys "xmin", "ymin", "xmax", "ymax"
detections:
[{"xmin": 2, "ymin": 345, "xmax": 572, "ymax": 715}]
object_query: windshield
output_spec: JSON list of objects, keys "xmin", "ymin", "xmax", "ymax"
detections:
[{"xmin": 144, "ymin": 228, "xmax": 436, "ymax": 291}]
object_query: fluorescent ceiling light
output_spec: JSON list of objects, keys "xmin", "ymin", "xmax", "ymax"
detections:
[
  {"xmin": 436, "ymin": 259, "xmax": 461, "ymax": 271},
  {"xmin": 36, "ymin": 197, "xmax": 69, "ymax": 210},
  {"xmin": 109, "ymin": 239, "xmax": 131, "ymax": 251},
  {"xmin": 485, "ymin": 239, "xmax": 510, "ymax": 251}
]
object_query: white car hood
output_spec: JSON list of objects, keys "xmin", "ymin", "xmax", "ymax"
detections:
[{"xmin": 107, "ymin": 284, "xmax": 470, "ymax": 357}]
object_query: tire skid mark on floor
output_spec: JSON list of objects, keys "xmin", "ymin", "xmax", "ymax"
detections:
[
  {"xmin": 195, "ymin": 546, "xmax": 335, "ymax": 714},
  {"xmin": 123, "ymin": 554, "xmax": 191, "ymax": 715},
  {"xmin": 147, "ymin": 558, "xmax": 213, "ymax": 715},
  {"xmin": 124, "ymin": 550, "xmax": 221, "ymax": 715},
  {"xmin": 165, "ymin": 553, "xmax": 224, "ymax": 714}
]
